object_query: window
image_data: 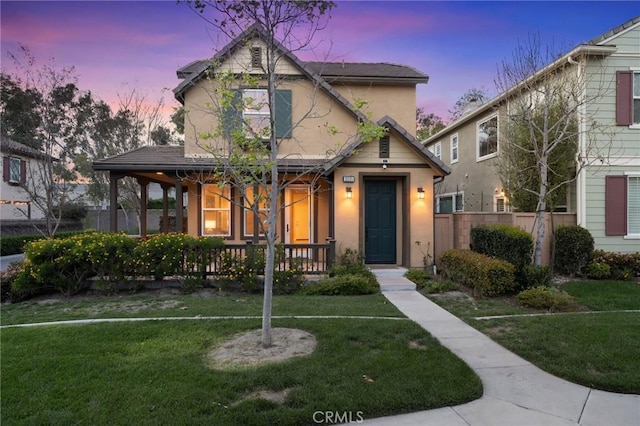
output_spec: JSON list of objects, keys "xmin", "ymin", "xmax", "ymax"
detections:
[
  {"xmin": 605, "ymin": 175, "xmax": 640, "ymax": 237},
  {"xmin": 244, "ymin": 185, "xmax": 270, "ymax": 238},
  {"xmin": 379, "ymin": 135, "xmax": 390, "ymax": 158},
  {"xmin": 436, "ymin": 192, "xmax": 463, "ymax": 213},
  {"xmin": 202, "ymin": 184, "xmax": 230, "ymax": 236},
  {"xmin": 616, "ymin": 70, "xmax": 640, "ymax": 126},
  {"xmin": 3, "ymin": 156, "xmax": 24, "ymax": 185},
  {"xmin": 223, "ymin": 89, "xmax": 292, "ymax": 140},
  {"xmin": 450, "ymin": 134, "xmax": 459, "ymax": 163},
  {"xmin": 434, "ymin": 142, "xmax": 441, "ymax": 159},
  {"xmin": 477, "ymin": 116, "xmax": 498, "ymax": 160},
  {"xmin": 243, "ymin": 89, "xmax": 271, "ymax": 139},
  {"xmin": 496, "ymin": 197, "xmax": 506, "ymax": 212}
]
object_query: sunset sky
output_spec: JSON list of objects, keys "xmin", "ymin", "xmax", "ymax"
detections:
[{"xmin": 2, "ymin": 1, "xmax": 639, "ymax": 125}]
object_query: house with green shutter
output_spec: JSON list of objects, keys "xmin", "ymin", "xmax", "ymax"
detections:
[
  {"xmin": 424, "ymin": 15, "xmax": 640, "ymax": 254},
  {"xmin": 93, "ymin": 24, "xmax": 449, "ymax": 269}
]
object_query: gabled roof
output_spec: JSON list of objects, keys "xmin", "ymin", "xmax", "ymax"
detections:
[
  {"xmin": 172, "ymin": 23, "xmax": 426, "ymax": 127},
  {"xmin": 0, "ymin": 137, "xmax": 49, "ymax": 160},
  {"xmin": 324, "ymin": 116, "xmax": 450, "ymax": 176},
  {"xmin": 424, "ymin": 15, "xmax": 639, "ymax": 145}
]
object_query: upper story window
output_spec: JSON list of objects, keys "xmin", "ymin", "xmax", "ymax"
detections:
[
  {"xmin": 427, "ymin": 142, "xmax": 441, "ymax": 159},
  {"xmin": 224, "ymin": 89, "xmax": 292, "ymax": 140},
  {"xmin": 243, "ymin": 89, "xmax": 271, "ymax": 139},
  {"xmin": 450, "ymin": 134, "xmax": 459, "ymax": 163},
  {"xmin": 477, "ymin": 115, "xmax": 498, "ymax": 161},
  {"xmin": 3, "ymin": 156, "xmax": 24, "ymax": 185},
  {"xmin": 202, "ymin": 184, "xmax": 231, "ymax": 237}
]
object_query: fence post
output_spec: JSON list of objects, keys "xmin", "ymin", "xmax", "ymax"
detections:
[{"xmin": 326, "ymin": 237, "xmax": 336, "ymax": 270}]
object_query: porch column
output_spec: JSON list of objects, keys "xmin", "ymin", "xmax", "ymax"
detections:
[
  {"xmin": 175, "ymin": 178, "xmax": 183, "ymax": 233},
  {"xmin": 161, "ymin": 183, "xmax": 171, "ymax": 233},
  {"xmin": 109, "ymin": 172, "xmax": 123, "ymax": 232},
  {"xmin": 137, "ymin": 178, "xmax": 149, "ymax": 238}
]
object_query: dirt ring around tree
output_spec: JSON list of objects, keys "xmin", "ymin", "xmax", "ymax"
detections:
[{"xmin": 206, "ymin": 327, "xmax": 317, "ymax": 371}]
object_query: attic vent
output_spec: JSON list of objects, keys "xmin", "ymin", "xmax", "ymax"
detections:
[
  {"xmin": 379, "ymin": 135, "xmax": 390, "ymax": 158},
  {"xmin": 251, "ymin": 47, "xmax": 262, "ymax": 69}
]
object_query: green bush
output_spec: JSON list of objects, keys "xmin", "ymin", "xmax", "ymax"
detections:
[
  {"xmin": 58, "ymin": 203, "xmax": 88, "ymax": 221},
  {"xmin": 404, "ymin": 269, "xmax": 432, "ymax": 289},
  {"xmin": 0, "ymin": 230, "xmax": 87, "ymax": 256},
  {"xmin": 422, "ymin": 279, "xmax": 458, "ymax": 294},
  {"xmin": 517, "ymin": 286, "xmax": 578, "ymax": 311},
  {"xmin": 0, "ymin": 261, "xmax": 23, "ymax": 302},
  {"xmin": 586, "ymin": 261, "xmax": 611, "ymax": 280},
  {"xmin": 554, "ymin": 225, "xmax": 594, "ymax": 276},
  {"xmin": 591, "ymin": 250, "xmax": 639, "ymax": 281},
  {"xmin": 439, "ymin": 249, "xmax": 516, "ymax": 297},
  {"xmin": 300, "ymin": 274, "xmax": 379, "ymax": 295},
  {"xmin": 470, "ymin": 224, "xmax": 533, "ymax": 273},
  {"xmin": 520, "ymin": 265, "xmax": 551, "ymax": 288}
]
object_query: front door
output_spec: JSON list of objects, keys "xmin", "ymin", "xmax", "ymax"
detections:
[
  {"xmin": 364, "ymin": 180, "xmax": 396, "ymax": 264},
  {"xmin": 285, "ymin": 185, "xmax": 312, "ymax": 256}
]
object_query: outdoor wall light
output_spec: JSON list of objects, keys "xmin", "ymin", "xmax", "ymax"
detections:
[
  {"xmin": 417, "ymin": 187, "xmax": 425, "ymax": 199},
  {"xmin": 346, "ymin": 187, "xmax": 353, "ymax": 199}
]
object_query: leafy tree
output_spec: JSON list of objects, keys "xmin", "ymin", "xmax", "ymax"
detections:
[
  {"xmin": 0, "ymin": 46, "xmax": 94, "ymax": 236},
  {"xmin": 150, "ymin": 125, "xmax": 175, "ymax": 145},
  {"xmin": 449, "ymin": 87, "xmax": 490, "ymax": 122},
  {"xmin": 182, "ymin": 0, "xmax": 385, "ymax": 347},
  {"xmin": 416, "ymin": 107, "xmax": 445, "ymax": 140},
  {"xmin": 171, "ymin": 106, "xmax": 185, "ymax": 135}
]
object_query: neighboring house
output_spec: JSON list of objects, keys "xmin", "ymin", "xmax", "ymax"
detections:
[
  {"xmin": 424, "ymin": 16, "xmax": 640, "ymax": 254},
  {"xmin": 0, "ymin": 137, "xmax": 47, "ymax": 220},
  {"xmin": 93, "ymin": 24, "xmax": 449, "ymax": 267}
]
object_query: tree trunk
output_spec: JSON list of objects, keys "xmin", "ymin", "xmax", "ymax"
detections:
[
  {"xmin": 261, "ymin": 238, "xmax": 274, "ymax": 347},
  {"xmin": 533, "ymin": 155, "xmax": 549, "ymax": 266}
]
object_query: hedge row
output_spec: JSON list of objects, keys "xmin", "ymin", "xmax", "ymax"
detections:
[
  {"xmin": 471, "ymin": 224, "xmax": 533, "ymax": 271},
  {"xmin": 439, "ymin": 249, "xmax": 516, "ymax": 296},
  {"xmin": 12, "ymin": 233, "xmax": 224, "ymax": 299},
  {"xmin": 587, "ymin": 250, "xmax": 640, "ymax": 281},
  {"xmin": 0, "ymin": 230, "xmax": 88, "ymax": 256}
]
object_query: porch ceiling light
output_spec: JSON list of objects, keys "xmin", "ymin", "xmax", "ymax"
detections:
[
  {"xmin": 417, "ymin": 187, "xmax": 425, "ymax": 199},
  {"xmin": 346, "ymin": 187, "xmax": 353, "ymax": 199}
]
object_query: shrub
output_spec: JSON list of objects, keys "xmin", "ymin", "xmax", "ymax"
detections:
[
  {"xmin": 0, "ymin": 230, "xmax": 87, "ymax": 256},
  {"xmin": 520, "ymin": 265, "xmax": 551, "ymax": 288},
  {"xmin": 470, "ymin": 224, "xmax": 533, "ymax": 272},
  {"xmin": 300, "ymin": 274, "xmax": 379, "ymax": 295},
  {"xmin": 554, "ymin": 225, "xmax": 594, "ymax": 276},
  {"xmin": 404, "ymin": 269, "xmax": 431, "ymax": 289},
  {"xmin": 58, "ymin": 203, "xmax": 88, "ymax": 221},
  {"xmin": 517, "ymin": 286, "xmax": 578, "ymax": 311},
  {"xmin": 422, "ymin": 279, "xmax": 458, "ymax": 294},
  {"xmin": 439, "ymin": 249, "xmax": 516, "ymax": 296},
  {"xmin": 0, "ymin": 261, "xmax": 23, "ymax": 302},
  {"xmin": 586, "ymin": 261, "xmax": 611, "ymax": 280},
  {"xmin": 591, "ymin": 250, "xmax": 639, "ymax": 281}
]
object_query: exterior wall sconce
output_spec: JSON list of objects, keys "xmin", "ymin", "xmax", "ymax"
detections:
[
  {"xmin": 346, "ymin": 187, "xmax": 353, "ymax": 199},
  {"xmin": 417, "ymin": 187, "xmax": 425, "ymax": 199}
]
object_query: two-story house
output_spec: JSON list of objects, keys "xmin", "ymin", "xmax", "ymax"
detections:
[
  {"xmin": 424, "ymin": 16, "xmax": 640, "ymax": 254},
  {"xmin": 1, "ymin": 137, "xmax": 47, "ymax": 220},
  {"xmin": 94, "ymin": 24, "xmax": 449, "ymax": 268}
]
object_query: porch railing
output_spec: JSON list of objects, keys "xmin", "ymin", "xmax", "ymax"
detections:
[{"xmin": 204, "ymin": 241, "xmax": 336, "ymax": 276}]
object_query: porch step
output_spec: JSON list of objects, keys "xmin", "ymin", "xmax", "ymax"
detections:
[{"xmin": 369, "ymin": 267, "xmax": 416, "ymax": 292}]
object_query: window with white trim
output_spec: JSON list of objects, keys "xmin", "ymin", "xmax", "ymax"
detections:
[
  {"xmin": 202, "ymin": 184, "xmax": 231, "ymax": 236},
  {"xmin": 436, "ymin": 192, "xmax": 464, "ymax": 213},
  {"xmin": 495, "ymin": 197, "xmax": 506, "ymax": 212},
  {"xmin": 477, "ymin": 115, "xmax": 498, "ymax": 160},
  {"xmin": 628, "ymin": 176, "xmax": 640, "ymax": 235},
  {"xmin": 244, "ymin": 185, "xmax": 270, "ymax": 238},
  {"xmin": 243, "ymin": 89, "xmax": 271, "ymax": 139},
  {"xmin": 450, "ymin": 134, "xmax": 459, "ymax": 163},
  {"xmin": 9, "ymin": 157, "xmax": 21, "ymax": 184}
]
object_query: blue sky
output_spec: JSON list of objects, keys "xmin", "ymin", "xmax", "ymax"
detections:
[{"xmin": 2, "ymin": 1, "xmax": 639, "ymax": 122}]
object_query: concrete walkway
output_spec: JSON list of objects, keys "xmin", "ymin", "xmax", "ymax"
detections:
[{"xmin": 364, "ymin": 267, "xmax": 640, "ymax": 426}]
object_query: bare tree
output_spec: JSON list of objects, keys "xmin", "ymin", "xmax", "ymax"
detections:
[
  {"xmin": 494, "ymin": 34, "xmax": 614, "ymax": 265},
  {"xmin": 182, "ymin": 0, "xmax": 385, "ymax": 346},
  {"xmin": 449, "ymin": 87, "xmax": 490, "ymax": 122}
]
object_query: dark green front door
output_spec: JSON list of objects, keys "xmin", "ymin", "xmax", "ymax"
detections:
[{"xmin": 365, "ymin": 180, "xmax": 396, "ymax": 264}]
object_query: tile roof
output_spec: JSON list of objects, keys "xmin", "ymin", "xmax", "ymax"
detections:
[
  {"xmin": 305, "ymin": 62, "xmax": 428, "ymax": 82},
  {"xmin": 0, "ymin": 137, "xmax": 50, "ymax": 160}
]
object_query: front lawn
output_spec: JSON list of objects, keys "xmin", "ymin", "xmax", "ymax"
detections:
[
  {"xmin": 1, "ymin": 294, "xmax": 482, "ymax": 425},
  {"xmin": 427, "ymin": 280, "xmax": 640, "ymax": 394}
]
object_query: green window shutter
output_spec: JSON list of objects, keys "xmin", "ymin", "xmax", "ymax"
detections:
[
  {"xmin": 223, "ymin": 90, "xmax": 242, "ymax": 139},
  {"xmin": 274, "ymin": 90, "xmax": 292, "ymax": 139}
]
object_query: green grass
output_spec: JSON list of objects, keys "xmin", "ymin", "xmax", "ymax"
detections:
[
  {"xmin": 1, "ymin": 294, "xmax": 482, "ymax": 425},
  {"xmin": 427, "ymin": 280, "xmax": 640, "ymax": 394},
  {"xmin": 0, "ymin": 294, "xmax": 402, "ymax": 326}
]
